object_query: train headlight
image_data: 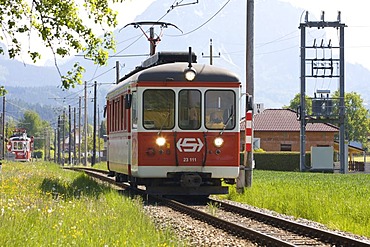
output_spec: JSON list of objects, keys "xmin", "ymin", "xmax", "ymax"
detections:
[
  {"xmin": 214, "ymin": 137, "xmax": 224, "ymax": 147},
  {"xmin": 156, "ymin": 136, "xmax": 166, "ymax": 146},
  {"xmin": 184, "ymin": 67, "xmax": 197, "ymax": 81}
]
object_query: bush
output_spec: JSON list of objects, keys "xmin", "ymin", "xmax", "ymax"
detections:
[
  {"xmin": 33, "ymin": 150, "xmax": 44, "ymax": 159},
  {"xmin": 254, "ymin": 152, "xmax": 310, "ymax": 171},
  {"xmin": 240, "ymin": 152, "xmax": 311, "ymax": 171}
]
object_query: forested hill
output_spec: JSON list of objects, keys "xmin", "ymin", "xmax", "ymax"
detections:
[{"xmin": 5, "ymin": 97, "xmax": 57, "ymax": 125}]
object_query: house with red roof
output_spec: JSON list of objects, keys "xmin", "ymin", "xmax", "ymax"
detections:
[{"xmin": 241, "ymin": 108, "xmax": 339, "ymax": 152}]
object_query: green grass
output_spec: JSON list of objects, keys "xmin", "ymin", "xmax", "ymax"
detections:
[
  {"xmin": 222, "ymin": 170, "xmax": 370, "ymax": 237},
  {"xmin": 91, "ymin": 161, "xmax": 108, "ymax": 170},
  {"xmin": 0, "ymin": 161, "xmax": 183, "ymax": 246}
]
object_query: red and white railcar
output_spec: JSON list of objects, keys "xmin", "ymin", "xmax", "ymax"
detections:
[
  {"xmin": 106, "ymin": 51, "xmax": 240, "ymax": 195},
  {"xmin": 7, "ymin": 129, "xmax": 34, "ymax": 162}
]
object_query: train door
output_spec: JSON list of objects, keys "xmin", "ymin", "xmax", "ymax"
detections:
[
  {"xmin": 130, "ymin": 91, "xmax": 138, "ymax": 168},
  {"xmin": 177, "ymin": 89, "xmax": 204, "ymax": 166},
  {"xmin": 107, "ymin": 93, "xmax": 131, "ymax": 173}
]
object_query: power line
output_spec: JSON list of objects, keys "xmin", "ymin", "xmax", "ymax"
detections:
[
  {"xmin": 165, "ymin": 0, "xmax": 231, "ymax": 37},
  {"xmin": 4, "ymin": 100, "xmax": 30, "ymax": 113},
  {"xmin": 86, "ymin": 66, "xmax": 116, "ymax": 83},
  {"xmin": 113, "ymin": 0, "xmax": 200, "ymax": 57},
  {"xmin": 255, "ymin": 45, "xmax": 298, "ymax": 55},
  {"xmin": 255, "ymin": 30, "xmax": 299, "ymax": 48}
]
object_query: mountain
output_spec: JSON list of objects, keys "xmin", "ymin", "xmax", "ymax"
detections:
[{"xmin": 0, "ymin": 0, "xmax": 369, "ymax": 120}]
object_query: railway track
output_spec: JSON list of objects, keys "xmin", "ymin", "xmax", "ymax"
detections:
[
  {"xmin": 207, "ymin": 198, "xmax": 370, "ymax": 246},
  {"xmin": 155, "ymin": 196, "xmax": 370, "ymax": 246},
  {"xmin": 64, "ymin": 167, "xmax": 370, "ymax": 246}
]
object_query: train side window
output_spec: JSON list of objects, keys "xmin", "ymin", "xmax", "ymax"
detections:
[
  {"xmin": 143, "ymin": 90, "xmax": 175, "ymax": 130},
  {"xmin": 132, "ymin": 92, "xmax": 137, "ymax": 129},
  {"xmin": 110, "ymin": 101, "xmax": 114, "ymax": 132},
  {"xmin": 114, "ymin": 98, "xmax": 119, "ymax": 132},
  {"xmin": 205, "ymin": 90, "xmax": 236, "ymax": 130},
  {"xmin": 179, "ymin": 90, "xmax": 201, "ymax": 130},
  {"xmin": 121, "ymin": 95, "xmax": 125, "ymax": 131}
]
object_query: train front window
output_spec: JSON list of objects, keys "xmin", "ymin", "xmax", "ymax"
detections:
[
  {"xmin": 205, "ymin": 90, "xmax": 236, "ymax": 130},
  {"xmin": 143, "ymin": 90, "xmax": 175, "ymax": 130},
  {"xmin": 179, "ymin": 90, "xmax": 201, "ymax": 130}
]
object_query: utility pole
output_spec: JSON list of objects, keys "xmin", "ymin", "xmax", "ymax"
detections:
[
  {"xmin": 238, "ymin": 0, "xmax": 254, "ymax": 193},
  {"xmin": 0, "ymin": 114, "xmax": 3, "ymax": 160},
  {"xmin": 46, "ymin": 130, "xmax": 50, "ymax": 161},
  {"xmin": 62, "ymin": 110, "xmax": 65, "ymax": 166},
  {"xmin": 57, "ymin": 116, "xmax": 61, "ymax": 164},
  {"xmin": 92, "ymin": 81, "xmax": 97, "ymax": 166},
  {"xmin": 2, "ymin": 96, "xmax": 5, "ymax": 160},
  {"xmin": 68, "ymin": 105, "xmax": 72, "ymax": 164},
  {"xmin": 97, "ymin": 105, "xmax": 101, "ymax": 163},
  {"xmin": 78, "ymin": 96, "xmax": 82, "ymax": 165},
  {"xmin": 54, "ymin": 128, "xmax": 57, "ymax": 163},
  {"xmin": 202, "ymin": 39, "xmax": 221, "ymax": 65},
  {"xmin": 73, "ymin": 107, "xmax": 76, "ymax": 165},
  {"xmin": 116, "ymin": 61, "xmax": 120, "ymax": 84},
  {"xmin": 43, "ymin": 130, "xmax": 47, "ymax": 161},
  {"xmin": 245, "ymin": 0, "xmax": 254, "ymax": 188},
  {"xmin": 84, "ymin": 81, "xmax": 88, "ymax": 166}
]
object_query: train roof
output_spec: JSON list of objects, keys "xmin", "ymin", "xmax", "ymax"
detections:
[
  {"xmin": 107, "ymin": 51, "xmax": 240, "ymax": 97},
  {"xmin": 9, "ymin": 136, "xmax": 31, "ymax": 141},
  {"xmin": 135, "ymin": 63, "xmax": 240, "ymax": 82}
]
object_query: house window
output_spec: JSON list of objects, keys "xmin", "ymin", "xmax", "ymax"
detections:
[{"xmin": 280, "ymin": 144, "xmax": 292, "ymax": 151}]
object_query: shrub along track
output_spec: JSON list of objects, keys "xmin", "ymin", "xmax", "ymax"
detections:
[{"xmin": 64, "ymin": 167, "xmax": 370, "ymax": 246}]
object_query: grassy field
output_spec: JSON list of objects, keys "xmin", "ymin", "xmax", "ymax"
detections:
[
  {"xmin": 2, "ymin": 161, "xmax": 369, "ymax": 245},
  {"xmin": 0, "ymin": 161, "xmax": 182, "ymax": 246},
  {"xmin": 223, "ymin": 170, "xmax": 370, "ymax": 238}
]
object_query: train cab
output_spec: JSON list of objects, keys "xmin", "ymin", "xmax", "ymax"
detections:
[{"xmin": 106, "ymin": 51, "xmax": 241, "ymax": 195}]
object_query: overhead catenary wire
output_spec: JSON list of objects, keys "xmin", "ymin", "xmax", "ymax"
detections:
[{"xmin": 165, "ymin": 0, "xmax": 231, "ymax": 37}]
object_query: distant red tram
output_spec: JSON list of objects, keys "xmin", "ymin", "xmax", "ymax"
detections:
[
  {"xmin": 7, "ymin": 129, "xmax": 34, "ymax": 162},
  {"xmin": 106, "ymin": 51, "xmax": 241, "ymax": 196}
]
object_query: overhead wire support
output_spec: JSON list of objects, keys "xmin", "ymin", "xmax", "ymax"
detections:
[
  {"xmin": 168, "ymin": 0, "xmax": 199, "ymax": 11},
  {"xmin": 122, "ymin": 22, "xmax": 183, "ymax": 55},
  {"xmin": 202, "ymin": 39, "xmax": 221, "ymax": 65},
  {"xmin": 299, "ymin": 10, "xmax": 346, "ymax": 173}
]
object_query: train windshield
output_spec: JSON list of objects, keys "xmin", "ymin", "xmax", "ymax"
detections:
[
  {"xmin": 179, "ymin": 90, "xmax": 201, "ymax": 130},
  {"xmin": 143, "ymin": 90, "xmax": 175, "ymax": 130},
  {"xmin": 205, "ymin": 90, "xmax": 236, "ymax": 130},
  {"xmin": 12, "ymin": 141, "xmax": 27, "ymax": 151}
]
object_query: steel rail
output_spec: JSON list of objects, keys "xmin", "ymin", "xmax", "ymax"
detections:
[
  {"xmin": 153, "ymin": 195, "xmax": 295, "ymax": 247},
  {"xmin": 210, "ymin": 198, "xmax": 370, "ymax": 247}
]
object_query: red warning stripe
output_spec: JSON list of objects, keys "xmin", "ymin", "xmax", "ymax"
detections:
[{"xmin": 245, "ymin": 110, "xmax": 253, "ymax": 152}]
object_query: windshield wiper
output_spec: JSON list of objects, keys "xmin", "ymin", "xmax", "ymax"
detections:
[
  {"xmin": 220, "ymin": 107, "xmax": 234, "ymax": 135},
  {"xmin": 158, "ymin": 111, "xmax": 171, "ymax": 135}
]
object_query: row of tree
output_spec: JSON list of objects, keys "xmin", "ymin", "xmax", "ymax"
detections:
[
  {"xmin": 3, "ymin": 91, "xmax": 370, "ymax": 157},
  {"xmin": 6, "ymin": 110, "xmax": 106, "ymax": 157}
]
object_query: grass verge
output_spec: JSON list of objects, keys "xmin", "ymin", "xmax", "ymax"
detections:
[
  {"xmin": 0, "ymin": 161, "xmax": 182, "ymax": 246},
  {"xmin": 222, "ymin": 170, "xmax": 370, "ymax": 237}
]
